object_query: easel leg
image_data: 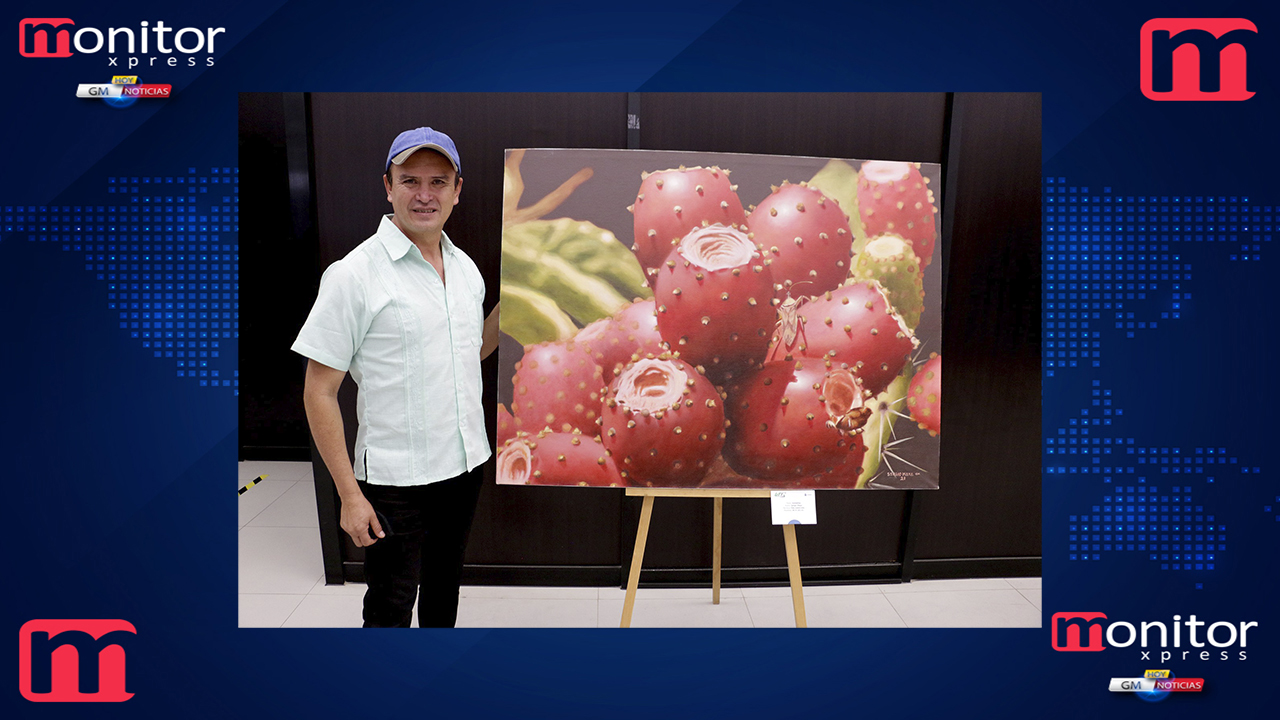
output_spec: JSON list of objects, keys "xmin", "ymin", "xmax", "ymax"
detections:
[
  {"xmin": 782, "ymin": 524, "xmax": 807, "ymax": 628},
  {"xmin": 620, "ymin": 495, "xmax": 655, "ymax": 628},
  {"xmin": 712, "ymin": 496, "xmax": 723, "ymax": 605}
]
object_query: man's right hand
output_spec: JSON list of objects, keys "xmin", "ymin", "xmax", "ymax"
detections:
[
  {"xmin": 305, "ymin": 359, "xmax": 386, "ymax": 548},
  {"xmin": 340, "ymin": 493, "xmax": 385, "ymax": 547}
]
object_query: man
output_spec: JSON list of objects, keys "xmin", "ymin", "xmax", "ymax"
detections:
[{"xmin": 292, "ymin": 127, "xmax": 499, "ymax": 627}]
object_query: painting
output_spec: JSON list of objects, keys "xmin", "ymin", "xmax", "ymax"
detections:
[{"xmin": 496, "ymin": 149, "xmax": 941, "ymax": 490}]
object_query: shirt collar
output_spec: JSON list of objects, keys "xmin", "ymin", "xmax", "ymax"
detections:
[{"xmin": 376, "ymin": 215, "xmax": 455, "ymax": 262}]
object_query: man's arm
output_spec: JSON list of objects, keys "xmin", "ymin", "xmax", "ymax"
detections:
[
  {"xmin": 303, "ymin": 359, "xmax": 384, "ymax": 547},
  {"xmin": 481, "ymin": 302, "xmax": 500, "ymax": 360}
]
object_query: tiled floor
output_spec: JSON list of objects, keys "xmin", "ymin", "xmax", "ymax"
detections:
[{"xmin": 239, "ymin": 461, "xmax": 1042, "ymax": 628}]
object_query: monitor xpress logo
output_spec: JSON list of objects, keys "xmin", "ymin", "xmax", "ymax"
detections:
[
  {"xmin": 18, "ymin": 620, "xmax": 137, "ymax": 702},
  {"xmin": 1140, "ymin": 18, "xmax": 1257, "ymax": 101},
  {"xmin": 1052, "ymin": 612, "xmax": 1258, "ymax": 661},
  {"xmin": 19, "ymin": 18, "xmax": 224, "ymax": 67}
]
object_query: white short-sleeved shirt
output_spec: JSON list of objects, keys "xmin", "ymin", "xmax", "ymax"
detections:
[{"xmin": 291, "ymin": 215, "xmax": 492, "ymax": 486}]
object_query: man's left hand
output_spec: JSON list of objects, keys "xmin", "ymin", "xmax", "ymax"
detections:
[{"xmin": 481, "ymin": 302, "xmax": 500, "ymax": 360}]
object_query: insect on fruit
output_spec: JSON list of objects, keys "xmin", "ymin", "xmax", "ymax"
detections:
[{"xmin": 769, "ymin": 281, "xmax": 813, "ymax": 358}]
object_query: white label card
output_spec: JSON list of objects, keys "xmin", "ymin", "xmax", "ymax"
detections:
[{"xmin": 770, "ymin": 490, "xmax": 817, "ymax": 525}]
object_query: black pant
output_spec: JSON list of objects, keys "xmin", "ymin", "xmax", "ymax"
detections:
[{"xmin": 358, "ymin": 469, "xmax": 483, "ymax": 628}]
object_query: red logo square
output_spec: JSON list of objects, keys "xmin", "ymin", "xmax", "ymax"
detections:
[
  {"xmin": 1140, "ymin": 18, "xmax": 1257, "ymax": 101},
  {"xmin": 18, "ymin": 620, "xmax": 136, "ymax": 702},
  {"xmin": 18, "ymin": 18, "xmax": 75, "ymax": 58}
]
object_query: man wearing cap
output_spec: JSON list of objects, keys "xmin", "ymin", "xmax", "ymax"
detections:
[{"xmin": 292, "ymin": 128, "xmax": 497, "ymax": 628}]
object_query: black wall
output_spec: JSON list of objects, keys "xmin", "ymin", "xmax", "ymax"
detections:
[
  {"xmin": 240, "ymin": 93, "xmax": 318, "ymax": 458},
  {"xmin": 239, "ymin": 92, "xmax": 1041, "ymax": 586}
]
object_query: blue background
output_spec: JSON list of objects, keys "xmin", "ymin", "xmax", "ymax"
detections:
[{"xmin": 3, "ymin": 0, "xmax": 1276, "ymax": 716}]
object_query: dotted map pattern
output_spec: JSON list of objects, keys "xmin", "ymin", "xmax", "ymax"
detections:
[
  {"xmin": 1042, "ymin": 178, "xmax": 1275, "ymax": 587},
  {"xmin": 1, "ymin": 168, "xmax": 239, "ymax": 395}
]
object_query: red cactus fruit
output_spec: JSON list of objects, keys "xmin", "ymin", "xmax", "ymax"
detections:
[
  {"xmin": 856, "ymin": 161, "xmax": 938, "ymax": 266},
  {"xmin": 495, "ymin": 429, "xmax": 623, "ymax": 487},
  {"xmin": 600, "ymin": 356, "xmax": 726, "ymax": 487},
  {"xmin": 908, "ymin": 353, "xmax": 940, "ymax": 436},
  {"xmin": 510, "ymin": 341, "xmax": 605, "ymax": 436},
  {"xmin": 652, "ymin": 224, "xmax": 776, "ymax": 375},
  {"xmin": 723, "ymin": 361, "xmax": 869, "ymax": 487},
  {"xmin": 629, "ymin": 166, "xmax": 746, "ymax": 283},
  {"xmin": 744, "ymin": 181, "xmax": 854, "ymax": 297},
  {"xmin": 497, "ymin": 403, "xmax": 518, "ymax": 447},
  {"xmin": 766, "ymin": 280, "xmax": 917, "ymax": 396},
  {"xmin": 574, "ymin": 298, "xmax": 668, "ymax": 383}
]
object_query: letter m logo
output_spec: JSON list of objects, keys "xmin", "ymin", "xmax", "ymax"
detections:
[
  {"xmin": 19, "ymin": 18, "xmax": 75, "ymax": 57},
  {"xmin": 1141, "ymin": 18, "xmax": 1257, "ymax": 101},
  {"xmin": 18, "ymin": 620, "xmax": 137, "ymax": 702},
  {"xmin": 1051, "ymin": 611, "xmax": 1108, "ymax": 652}
]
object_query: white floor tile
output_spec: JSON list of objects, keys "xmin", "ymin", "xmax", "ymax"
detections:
[
  {"xmin": 739, "ymin": 586, "xmax": 798, "ymax": 598},
  {"xmin": 239, "ymin": 594, "xmax": 306, "ymax": 628},
  {"xmin": 295, "ymin": 464, "xmax": 315, "ymax": 484},
  {"xmin": 740, "ymin": 583, "xmax": 887, "ymax": 598},
  {"xmin": 238, "ymin": 460, "xmax": 312, "ymax": 486},
  {"xmin": 247, "ymin": 480, "xmax": 321, "ymax": 528},
  {"xmin": 742, "ymin": 591, "xmax": 798, "ymax": 625},
  {"xmin": 240, "ymin": 576, "xmax": 1047, "ymax": 627},
  {"xmin": 600, "ymin": 586, "xmax": 742, "ymax": 602},
  {"xmin": 746, "ymin": 592, "xmax": 907, "ymax": 628},
  {"xmin": 743, "ymin": 595, "xmax": 806, "ymax": 628},
  {"xmin": 238, "ymin": 480, "xmax": 293, "ymax": 529},
  {"xmin": 457, "ymin": 596, "xmax": 599, "ymax": 627},
  {"xmin": 239, "ymin": 526, "xmax": 324, "ymax": 594},
  {"xmin": 601, "ymin": 596, "xmax": 754, "ymax": 628},
  {"xmin": 807, "ymin": 582, "xmax": 893, "ymax": 596},
  {"xmin": 880, "ymin": 578, "xmax": 1014, "ymax": 594},
  {"xmin": 806, "ymin": 593, "xmax": 912, "ymax": 628},
  {"xmin": 460, "ymin": 586, "xmax": 599, "ymax": 600},
  {"xmin": 886, "ymin": 589, "xmax": 1042, "ymax": 628},
  {"xmin": 1005, "ymin": 577, "xmax": 1042, "ymax": 589},
  {"xmin": 281, "ymin": 594, "xmax": 365, "ymax": 628},
  {"xmin": 308, "ymin": 577, "xmax": 368, "ymax": 596}
]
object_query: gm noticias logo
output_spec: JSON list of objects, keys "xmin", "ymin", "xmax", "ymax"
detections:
[
  {"xmin": 1109, "ymin": 671, "xmax": 1205, "ymax": 696},
  {"xmin": 1140, "ymin": 18, "xmax": 1257, "ymax": 101},
  {"xmin": 18, "ymin": 620, "xmax": 137, "ymax": 702},
  {"xmin": 1052, "ymin": 612, "xmax": 1258, "ymax": 661},
  {"xmin": 76, "ymin": 76, "xmax": 172, "ymax": 108}
]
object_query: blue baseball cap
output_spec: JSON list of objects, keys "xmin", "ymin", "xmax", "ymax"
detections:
[{"xmin": 385, "ymin": 127, "xmax": 461, "ymax": 175}]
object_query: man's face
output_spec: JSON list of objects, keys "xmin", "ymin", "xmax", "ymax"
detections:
[{"xmin": 384, "ymin": 150, "xmax": 461, "ymax": 240}]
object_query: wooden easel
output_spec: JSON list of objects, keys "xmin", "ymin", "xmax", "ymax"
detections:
[{"xmin": 619, "ymin": 488, "xmax": 807, "ymax": 628}]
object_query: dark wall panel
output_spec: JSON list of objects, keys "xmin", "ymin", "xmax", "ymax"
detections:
[
  {"xmin": 912, "ymin": 93, "xmax": 1042, "ymax": 560},
  {"xmin": 239, "ymin": 92, "xmax": 319, "ymax": 459},
  {"xmin": 639, "ymin": 93, "xmax": 948, "ymax": 163}
]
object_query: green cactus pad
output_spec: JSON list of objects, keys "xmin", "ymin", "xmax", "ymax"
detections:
[
  {"xmin": 505, "ymin": 218, "xmax": 651, "ymax": 303},
  {"xmin": 851, "ymin": 234, "xmax": 924, "ymax": 329},
  {"xmin": 856, "ymin": 370, "xmax": 911, "ymax": 488},
  {"xmin": 498, "ymin": 283, "xmax": 579, "ymax": 346}
]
